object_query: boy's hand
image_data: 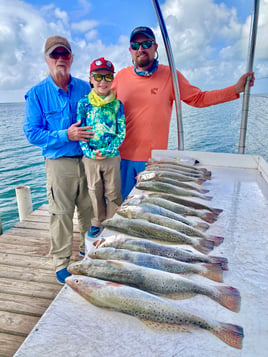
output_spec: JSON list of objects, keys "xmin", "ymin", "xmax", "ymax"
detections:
[{"xmin": 94, "ymin": 150, "xmax": 107, "ymax": 160}]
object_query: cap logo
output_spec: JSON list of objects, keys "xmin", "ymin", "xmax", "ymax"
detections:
[
  {"xmin": 94, "ymin": 59, "xmax": 113, "ymax": 68},
  {"xmin": 95, "ymin": 60, "xmax": 103, "ymax": 66}
]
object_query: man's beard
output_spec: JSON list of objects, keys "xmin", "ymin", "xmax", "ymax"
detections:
[
  {"xmin": 135, "ymin": 54, "xmax": 152, "ymax": 68},
  {"xmin": 53, "ymin": 66, "xmax": 69, "ymax": 82}
]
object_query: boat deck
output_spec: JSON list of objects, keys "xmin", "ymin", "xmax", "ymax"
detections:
[
  {"xmin": 12, "ymin": 151, "xmax": 268, "ymax": 357},
  {"xmin": 0, "ymin": 205, "xmax": 82, "ymax": 356}
]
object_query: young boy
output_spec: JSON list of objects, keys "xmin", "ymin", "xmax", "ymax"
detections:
[{"xmin": 77, "ymin": 57, "xmax": 126, "ymax": 238}]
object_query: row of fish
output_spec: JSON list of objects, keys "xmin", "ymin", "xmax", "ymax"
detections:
[{"xmin": 66, "ymin": 157, "xmax": 244, "ymax": 350}]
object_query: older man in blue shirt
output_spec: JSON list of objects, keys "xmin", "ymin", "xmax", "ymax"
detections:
[{"xmin": 24, "ymin": 36, "xmax": 93, "ymax": 284}]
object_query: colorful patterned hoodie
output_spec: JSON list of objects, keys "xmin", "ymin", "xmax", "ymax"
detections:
[{"xmin": 77, "ymin": 89, "xmax": 126, "ymax": 159}]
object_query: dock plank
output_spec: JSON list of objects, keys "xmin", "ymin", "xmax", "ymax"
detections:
[
  {"xmin": 0, "ymin": 334, "xmax": 25, "ymax": 356},
  {"xmin": 0, "ymin": 278, "xmax": 61, "ymax": 299},
  {"xmin": 0, "ymin": 311, "xmax": 39, "ymax": 336},
  {"xmin": 0, "ymin": 264, "xmax": 57, "ymax": 284},
  {"xmin": 0, "ymin": 204, "xmax": 83, "ymax": 356},
  {"xmin": 0, "ymin": 292, "xmax": 55, "ymax": 316}
]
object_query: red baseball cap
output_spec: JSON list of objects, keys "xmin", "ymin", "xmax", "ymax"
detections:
[{"xmin": 90, "ymin": 57, "xmax": 115, "ymax": 73}]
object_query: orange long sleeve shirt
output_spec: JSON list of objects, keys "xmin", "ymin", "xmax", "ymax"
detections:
[{"xmin": 112, "ymin": 64, "xmax": 239, "ymax": 161}]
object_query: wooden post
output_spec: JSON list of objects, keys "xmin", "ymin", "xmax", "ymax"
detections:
[{"xmin": 16, "ymin": 186, "xmax": 33, "ymax": 221}]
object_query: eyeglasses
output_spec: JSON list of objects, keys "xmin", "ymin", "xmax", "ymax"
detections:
[
  {"xmin": 90, "ymin": 73, "xmax": 114, "ymax": 82},
  {"xmin": 130, "ymin": 40, "xmax": 155, "ymax": 50},
  {"xmin": 48, "ymin": 51, "xmax": 72, "ymax": 60}
]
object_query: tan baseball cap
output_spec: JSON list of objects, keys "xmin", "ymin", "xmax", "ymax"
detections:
[{"xmin": 44, "ymin": 36, "xmax": 72, "ymax": 55}]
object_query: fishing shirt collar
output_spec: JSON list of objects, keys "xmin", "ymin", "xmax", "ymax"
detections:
[
  {"xmin": 134, "ymin": 59, "xmax": 158, "ymax": 77},
  {"xmin": 48, "ymin": 74, "xmax": 73, "ymax": 93}
]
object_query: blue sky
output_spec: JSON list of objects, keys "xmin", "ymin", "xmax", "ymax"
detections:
[{"xmin": 0, "ymin": 0, "xmax": 267, "ymax": 103}]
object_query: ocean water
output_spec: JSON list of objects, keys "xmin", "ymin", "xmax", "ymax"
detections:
[{"xmin": 0, "ymin": 95, "xmax": 268, "ymax": 232}]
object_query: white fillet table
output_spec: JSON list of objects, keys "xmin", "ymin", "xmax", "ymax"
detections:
[{"xmin": 14, "ymin": 151, "xmax": 268, "ymax": 357}]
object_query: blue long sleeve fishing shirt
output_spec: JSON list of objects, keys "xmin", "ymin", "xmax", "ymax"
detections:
[{"xmin": 23, "ymin": 74, "xmax": 90, "ymax": 159}]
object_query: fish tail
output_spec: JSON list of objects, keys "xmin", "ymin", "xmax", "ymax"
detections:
[
  {"xmin": 194, "ymin": 238, "xmax": 214, "ymax": 254},
  {"xmin": 209, "ymin": 256, "xmax": 229, "ymax": 271},
  {"xmin": 201, "ymin": 263, "xmax": 223, "ymax": 282},
  {"xmin": 211, "ymin": 208, "xmax": 223, "ymax": 215},
  {"xmin": 207, "ymin": 235, "xmax": 224, "ymax": 247},
  {"xmin": 214, "ymin": 286, "xmax": 241, "ymax": 312},
  {"xmin": 198, "ymin": 188, "xmax": 210, "ymax": 194},
  {"xmin": 201, "ymin": 194, "xmax": 213, "ymax": 201},
  {"xmin": 211, "ymin": 321, "xmax": 244, "ymax": 349},
  {"xmin": 194, "ymin": 178, "xmax": 206, "ymax": 185},
  {"xmin": 199, "ymin": 212, "xmax": 218, "ymax": 223},
  {"xmin": 194, "ymin": 222, "xmax": 210, "ymax": 231},
  {"xmin": 199, "ymin": 168, "xmax": 212, "ymax": 177}
]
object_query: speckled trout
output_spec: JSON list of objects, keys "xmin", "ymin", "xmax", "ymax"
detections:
[
  {"xmin": 137, "ymin": 171, "xmax": 209, "ymax": 193},
  {"xmin": 88, "ymin": 247, "xmax": 223, "ymax": 282},
  {"xmin": 122, "ymin": 198, "xmax": 210, "ymax": 231},
  {"xmin": 135, "ymin": 181, "xmax": 212, "ymax": 200},
  {"xmin": 147, "ymin": 158, "xmax": 212, "ymax": 177},
  {"xmin": 147, "ymin": 192, "xmax": 223, "ymax": 215},
  {"xmin": 137, "ymin": 170, "xmax": 206, "ymax": 186},
  {"xmin": 145, "ymin": 164, "xmax": 210, "ymax": 180},
  {"xmin": 117, "ymin": 205, "xmax": 223, "ymax": 247},
  {"xmin": 123, "ymin": 194, "xmax": 217, "ymax": 223},
  {"xmin": 67, "ymin": 259, "xmax": 241, "ymax": 312},
  {"xmin": 94, "ymin": 235, "xmax": 228, "ymax": 271},
  {"xmin": 66, "ymin": 276, "xmax": 243, "ymax": 349},
  {"xmin": 102, "ymin": 217, "xmax": 214, "ymax": 254}
]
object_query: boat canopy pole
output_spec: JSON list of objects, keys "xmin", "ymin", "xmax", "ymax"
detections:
[
  {"xmin": 151, "ymin": 0, "xmax": 184, "ymax": 150},
  {"xmin": 238, "ymin": 0, "xmax": 260, "ymax": 154}
]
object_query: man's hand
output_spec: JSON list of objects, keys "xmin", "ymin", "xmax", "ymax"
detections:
[
  {"xmin": 67, "ymin": 120, "xmax": 94, "ymax": 142},
  {"xmin": 235, "ymin": 72, "xmax": 255, "ymax": 94}
]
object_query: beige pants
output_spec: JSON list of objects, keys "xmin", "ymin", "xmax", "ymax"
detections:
[
  {"xmin": 83, "ymin": 156, "xmax": 122, "ymax": 227},
  {"xmin": 46, "ymin": 157, "xmax": 92, "ymax": 271}
]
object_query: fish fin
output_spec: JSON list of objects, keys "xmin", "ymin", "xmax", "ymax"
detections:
[
  {"xmin": 209, "ymin": 256, "xmax": 229, "ymax": 271},
  {"xmin": 107, "ymin": 260, "xmax": 125, "ymax": 267},
  {"xmin": 140, "ymin": 319, "xmax": 191, "ymax": 333},
  {"xmin": 207, "ymin": 236, "xmax": 224, "ymax": 247},
  {"xmin": 214, "ymin": 286, "xmax": 241, "ymax": 312},
  {"xmin": 200, "ymin": 263, "xmax": 223, "ymax": 282},
  {"xmin": 194, "ymin": 222, "xmax": 210, "ymax": 231},
  {"xmin": 93, "ymin": 238, "xmax": 104, "ymax": 248},
  {"xmin": 195, "ymin": 238, "xmax": 214, "ymax": 254},
  {"xmin": 106, "ymin": 281, "xmax": 123, "ymax": 287},
  {"xmin": 211, "ymin": 322, "xmax": 244, "ymax": 350}
]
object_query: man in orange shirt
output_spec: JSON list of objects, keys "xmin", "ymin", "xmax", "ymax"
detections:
[{"xmin": 112, "ymin": 26, "xmax": 255, "ymax": 200}]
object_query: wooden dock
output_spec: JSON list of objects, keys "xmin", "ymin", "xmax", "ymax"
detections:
[{"xmin": 0, "ymin": 204, "xmax": 82, "ymax": 357}]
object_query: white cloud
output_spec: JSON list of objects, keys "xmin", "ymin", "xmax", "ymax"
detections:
[
  {"xmin": 71, "ymin": 20, "xmax": 98, "ymax": 32},
  {"xmin": 0, "ymin": 0, "xmax": 267, "ymax": 102}
]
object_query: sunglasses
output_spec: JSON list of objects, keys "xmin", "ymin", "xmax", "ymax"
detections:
[
  {"xmin": 48, "ymin": 51, "xmax": 72, "ymax": 60},
  {"xmin": 130, "ymin": 40, "xmax": 155, "ymax": 50},
  {"xmin": 90, "ymin": 73, "xmax": 114, "ymax": 82}
]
